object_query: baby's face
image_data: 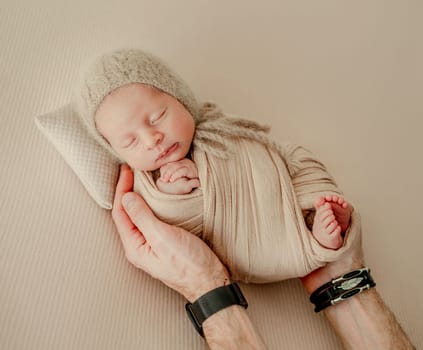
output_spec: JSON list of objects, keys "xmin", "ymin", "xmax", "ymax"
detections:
[{"xmin": 95, "ymin": 83, "xmax": 195, "ymax": 171}]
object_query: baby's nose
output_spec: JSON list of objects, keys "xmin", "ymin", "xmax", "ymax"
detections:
[{"xmin": 144, "ymin": 131, "xmax": 163, "ymax": 150}]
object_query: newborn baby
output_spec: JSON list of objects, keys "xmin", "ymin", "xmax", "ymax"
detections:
[
  {"xmin": 94, "ymin": 83, "xmax": 350, "ymax": 251},
  {"xmin": 73, "ymin": 48, "xmax": 360, "ymax": 282}
]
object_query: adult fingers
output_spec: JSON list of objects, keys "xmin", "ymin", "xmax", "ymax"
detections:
[
  {"xmin": 116, "ymin": 164, "xmax": 133, "ymax": 199},
  {"xmin": 122, "ymin": 192, "xmax": 168, "ymax": 246},
  {"xmin": 112, "ymin": 164, "xmax": 135, "ymax": 232},
  {"xmin": 112, "ymin": 165, "xmax": 146, "ymax": 248}
]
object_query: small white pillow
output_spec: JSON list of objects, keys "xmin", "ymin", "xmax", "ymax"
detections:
[{"xmin": 34, "ymin": 104, "xmax": 120, "ymax": 209}]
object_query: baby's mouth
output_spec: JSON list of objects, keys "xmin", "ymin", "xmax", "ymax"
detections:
[{"xmin": 156, "ymin": 143, "xmax": 178, "ymax": 161}]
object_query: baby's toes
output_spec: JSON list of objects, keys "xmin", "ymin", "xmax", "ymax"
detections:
[
  {"xmin": 317, "ymin": 206, "xmax": 333, "ymax": 219},
  {"xmin": 322, "ymin": 213, "xmax": 336, "ymax": 228},
  {"xmin": 322, "ymin": 202, "xmax": 332, "ymax": 211},
  {"xmin": 325, "ymin": 221, "xmax": 338, "ymax": 234},
  {"xmin": 336, "ymin": 196, "xmax": 345, "ymax": 205},
  {"xmin": 332, "ymin": 195, "xmax": 343, "ymax": 204},
  {"xmin": 325, "ymin": 195, "xmax": 334, "ymax": 202},
  {"xmin": 314, "ymin": 196, "xmax": 326, "ymax": 209},
  {"xmin": 330, "ymin": 224, "xmax": 342, "ymax": 236},
  {"xmin": 331, "ymin": 195, "xmax": 340, "ymax": 203}
]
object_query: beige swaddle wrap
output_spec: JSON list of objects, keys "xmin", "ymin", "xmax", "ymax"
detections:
[{"xmin": 133, "ymin": 108, "xmax": 360, "ymax": 283}]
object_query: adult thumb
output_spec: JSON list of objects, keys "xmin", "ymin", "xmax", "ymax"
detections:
[{"xmin": 122, "ymin": 192, "xmax": 164, "ymax": 244}]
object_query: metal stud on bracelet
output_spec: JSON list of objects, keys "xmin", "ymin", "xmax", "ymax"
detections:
[{"xmin": 310, "ymin": 267, "xmax": 376, "ymax": 312}]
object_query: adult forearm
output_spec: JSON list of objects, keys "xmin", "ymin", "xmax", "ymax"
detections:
[
  {"xmin": 322, "ymin": 288, "xmax": 415, "ymax": 350},
  {"xmin": 302, "ymin": 269, "xmax": 415, "ymax": 349},
  {"xmin": 301, "ymin": 240, "xmax": 415, "ymax": 349},
  {"xmin": 203, "ymin": 305, "xmax": 267, "ymax": 350}
]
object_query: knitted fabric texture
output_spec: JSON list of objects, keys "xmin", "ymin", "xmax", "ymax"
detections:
[
  {"xmin": 72, "ymin": 48, "xmax": 199, "ymax": 160},
  {"xmin": 71, "ymin": 48, "xmax": 302, "ymax": 171}
]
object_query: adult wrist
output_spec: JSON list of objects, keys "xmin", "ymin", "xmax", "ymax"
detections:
[
  {"xmin": 186, "ymin": 268, "xmax": 231, "ymax": 303},
  {"xmin": 301, "ymin": 255, "xmax": 364, "ymax": 294},
  {"xmin": 309, "ymin": 267, "xmax": 376, "ymax": 312},
  {"xmin": 185, "ymin": 282, "xmax": 248, "ymax": 337},
  {"xmin": 203, "ymin": 305, "xmax": 268, "ymax": 350}
]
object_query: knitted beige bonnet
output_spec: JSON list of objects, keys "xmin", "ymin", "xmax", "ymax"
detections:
[
  {"xmin": 73, "ymin": 47, "xmax": 279, "ymax": 164},
  {"xmin": 72, "ymin": 48, "xmax": 200, "ymax": 160}
]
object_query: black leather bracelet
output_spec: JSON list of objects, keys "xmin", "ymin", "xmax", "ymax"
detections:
[
  {"xmin": 310, "ymin": 267, "xmax": 376, "ymax": 312},
  {"xmin": 185, "ymin": 282, "xmax": 248, "ymax": 337}
]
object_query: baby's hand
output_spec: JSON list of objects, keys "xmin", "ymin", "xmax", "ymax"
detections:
[
  {"xmin": 159, "ymin": 158, "xmax": 199, "ymax": 183},
  {"xmin": 156, "ymin": 177, "xmax": 200, "ymax": 195},
  {"xmin": 156, "ymin": 158, "xmax": 200, "ymax": 195}
]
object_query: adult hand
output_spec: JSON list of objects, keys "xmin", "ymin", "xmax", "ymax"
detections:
[{"xmin": 112, "ymin": 164, "xmax": 230, "ymax": 302}]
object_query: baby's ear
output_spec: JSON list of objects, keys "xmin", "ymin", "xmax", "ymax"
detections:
[{"xmin": 34, "ymin": 103, "xmax": 120, "ymax": 209}]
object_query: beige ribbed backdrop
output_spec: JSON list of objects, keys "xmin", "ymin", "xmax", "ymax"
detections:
[{"xmin": 1, "ymin": 1, "xmax": 421, "ymax": 349}]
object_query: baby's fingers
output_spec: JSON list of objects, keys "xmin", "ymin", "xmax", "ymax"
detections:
[
  {"xmin": 169, "ymin": 166, "xmax": 192, "ymax": 182},
  {"xmin": 189, "ymin": 178, "xmax": 200, "ymax": 188},
  {"xmin": 160, "ymin": 163, "xmax": 185, "ymax": 182},
  {"xmin": 159, "ymin": 164, "xmax": 173, "ymax": 182},
  {"xmin": 181, "ymin": 178, "xmax": 201, "ymax": 192}
]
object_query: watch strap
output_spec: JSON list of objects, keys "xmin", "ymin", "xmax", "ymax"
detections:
[{"xmin": 185, "ymin": 282, "xmax": 248, "ymax": 337}]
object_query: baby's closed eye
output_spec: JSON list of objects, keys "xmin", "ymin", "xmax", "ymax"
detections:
[
  {"xmin": 122, "ymin": 138, "xmax": 137, "ymax": 148},
  {"xmin": 150, "ymin": 108, "xmax": 167, "ymax": 125}
]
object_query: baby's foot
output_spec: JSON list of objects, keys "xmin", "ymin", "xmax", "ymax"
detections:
[
  {"xmin": 312, "ymin": 199, "xmax": 343, "ymax": 250},
  {"xmin": 320, "ymin": 195, "xmax": 351, "ymax": 233}
]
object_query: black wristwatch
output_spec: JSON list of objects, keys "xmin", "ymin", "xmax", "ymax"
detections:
[{"xmin": 185, "ymin": 282, "xmax": 248, "ymax": 337}]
